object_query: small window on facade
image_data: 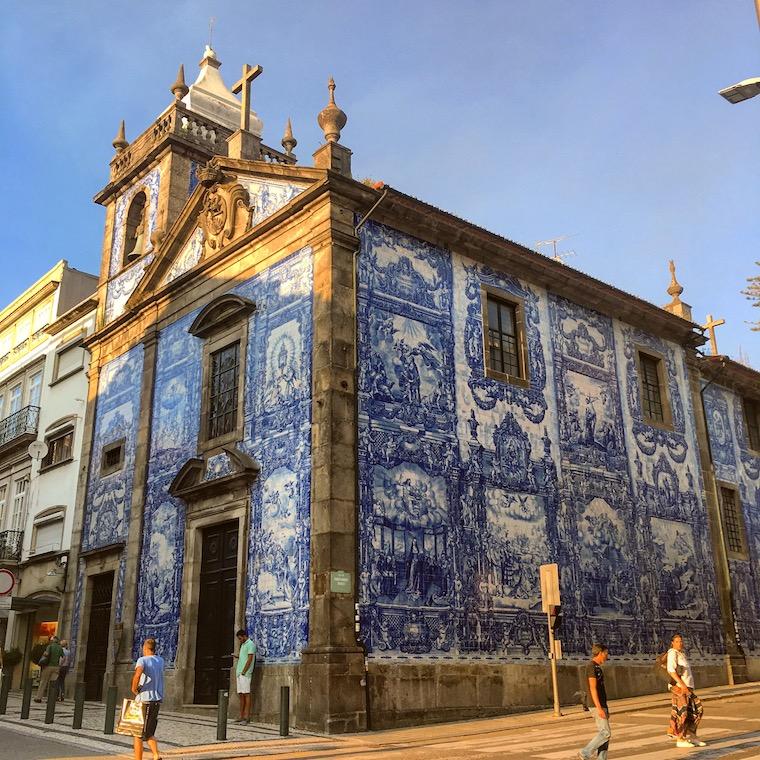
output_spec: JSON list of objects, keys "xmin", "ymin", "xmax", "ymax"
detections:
[
  {"xmin": 28, "ymin": 370, "xmax": 43, "ymax": 407},
  {"xmin": 0, "ymin": 484, "xmax": 7, "ymax": 528},
  {"xmin": 719, "ymin": 485, "xmax": 747, "ymax": 558},
  {"xmin": 54, "ymin": 341, "xmax": 86, "ymax": 382},
  {"xmin": 32, "ymin": 510, "xmax": 64, "ymax": 555},
  {"xmin": 208, "ymin": 342, "xmax": 240, "ymax": 440},
  {"xmin": 484, "ymin": 292, "xmax": 526, "ymax": 381},
  {"xmin": 743, "ymin": 397, "xmax": 760, "ymax": 452},
  {"xmin": 123, "ymin": 191, "xmax": 148, "ymax": 265},
  {"xmin": 638, "ymin": 352, "xmax": 666, "ymax": 424},
  {"xmin": 8, "ymin": 384, "xmax": 22, "ymax": 415},
  {"xmin": 101, "ymin": 439, "xmax": 126, "ymax": 476},
  {"xmin": 10, "ymin": 477, "xmax": 28, "ymax": 532},
  {"xmin": 41, "ymin": 428, "xmax": 74, "ymax": 469}
]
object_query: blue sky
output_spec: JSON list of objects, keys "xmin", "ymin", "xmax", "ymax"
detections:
[{"xmin": 2, "ymin": 1, "xmax": 758, "ymax": 362}]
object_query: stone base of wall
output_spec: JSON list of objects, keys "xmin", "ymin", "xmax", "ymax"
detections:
[
  {"xmin": 112, "ymin": 662, "xmax": 301, "ymax": 726},
  {"xmin": 364, "ymin": 660, "xmax": 729, "ymax": 730},
  {"xmin": 109, "ymin": 658, "xmax": 728, "ymax": 732},
  {"xmin": 745, "ymin": 656, "xmax": 760, "ymax": 682}
]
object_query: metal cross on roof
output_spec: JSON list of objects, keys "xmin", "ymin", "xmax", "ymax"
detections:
[
  {"xmin": 232, "ymin": 63, "xmax": 263, "ymax": 132},
  {"xmin": 702, "ymin": 313, "xmax": 726, "ymax": 356}
]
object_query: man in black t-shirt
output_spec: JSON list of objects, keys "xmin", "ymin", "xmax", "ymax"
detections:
[{"xmin": 579, "ymin": 643, "xmax": 611, "ymax": 760}]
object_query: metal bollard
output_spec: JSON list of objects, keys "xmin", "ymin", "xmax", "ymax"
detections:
[
  {"xmin": 20, "ymin": 678, "xmax": 33, "ymax": 720},
  {"xmin": 0, "ymin": 671, "xmax": 11, "ymax": 714},
  {"xmin": 45, "ymin": 683, "xmax": 57, "ymax": 724},
  {"xmin": 279, "ymin": 685, "xmax": 289, "ymax": 737},
  {"xmin": 216, "ymin": 689, "xmax": 228, "ymax": 741},
  {"xmin": 72, "ymin": 682, "xmax": 85, "ymax": 729},
  {"xmin": 103, "ymin": 685, "xmax": 117, "ymax": 734}
]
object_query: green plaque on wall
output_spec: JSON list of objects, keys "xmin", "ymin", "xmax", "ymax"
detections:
[{"xmin": 330, "ymin": 570, "xmax": 352, "ymax": 594}]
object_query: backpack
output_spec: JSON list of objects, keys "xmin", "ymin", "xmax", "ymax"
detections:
[{"xmin": 654, "ymin": 651, "xmax": 675, "ymax": 685}]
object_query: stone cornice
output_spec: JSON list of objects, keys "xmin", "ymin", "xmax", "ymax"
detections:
[
  {"xmin": 700, "ymin": 354, "xmax": 760, "ymax": 398},
  {"xmin": 46, "ymin": 297, "xmax": 98, "ymax": 336},
  {"xmin": 359, "ymin": 184, "xmax": 706, "ymax": 350}
]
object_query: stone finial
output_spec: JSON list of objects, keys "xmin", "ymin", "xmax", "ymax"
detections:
[
  {"xmin": 281, "ymin": 118, "xmax": 297, "ymax": 156},
  {"xmin": 170, "ymin": 64, "xmax": 189, "ymax": 100},
  {"xmin": 112, "ymin": 120, "xmax": 128, "ymax": 152},
  {"xmin": 662, "ymin": 259, "xmax": 693, "ymax": 321},
  {"xmin": 667, "ymin": 259, "xmax": 684, "ymax": 303},
  {"xmin": 317, "ymin": 76, "xmax": 347, "ymax": 143}
]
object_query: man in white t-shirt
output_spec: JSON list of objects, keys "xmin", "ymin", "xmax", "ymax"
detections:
[
  {"xmin": 233, "ymin": 628, "xmax": 256, "ymax": 725},
  {"xmin": 667, "ymin": 633, "xmax": 705, "ymax": 748}
]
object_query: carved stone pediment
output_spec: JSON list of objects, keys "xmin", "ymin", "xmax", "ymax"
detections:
[
  {"xmin": 169, "ymin": 446, "xmax": 260, "ymax": 500},
  {"xmin": 188, "ymin": 293, "xmax": 256, "ymax": 338},
  {"xmin": 197, "ymin": 167, "xmax": 252, "ymax": 258}
]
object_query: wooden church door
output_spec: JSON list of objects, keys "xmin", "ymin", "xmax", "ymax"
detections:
[{"xmin": 193, "ymin": 521, "xmax": 239, "ymax": 704}]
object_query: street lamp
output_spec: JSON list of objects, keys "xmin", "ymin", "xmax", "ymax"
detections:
[
  {"xmin": 719, "ymin": 77, "xmax": 760, "ymax": 104},
  {"xmin": 719, "ymin": 0, "xmax": 760, "ymax": 103}
]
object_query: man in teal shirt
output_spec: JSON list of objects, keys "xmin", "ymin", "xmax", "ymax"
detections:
[{"xmin": 233, "ymin": 628, "xmax": 256, "ymax": 724}]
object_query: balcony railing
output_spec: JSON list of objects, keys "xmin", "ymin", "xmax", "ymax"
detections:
[
  {"xmin": 0, "ymin": 530, "xmax": 23, "ymax": 562},
  {"xmin": 0, "ymin": 405, "xmax": 40, "ymax": 449}
]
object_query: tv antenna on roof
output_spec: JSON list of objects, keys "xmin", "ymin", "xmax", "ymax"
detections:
[{"xmin": 535, "ymin": 235, "xmax": 577, "ymax": 264}]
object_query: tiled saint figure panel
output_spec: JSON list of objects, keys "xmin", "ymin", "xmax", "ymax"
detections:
[
  {"xmin": 704, "ymin": 384, "xmax": 760, "ymax": 652},
  {"xmin": 357, "ymin": 219, "xmax": 724, "ymax": 661}
]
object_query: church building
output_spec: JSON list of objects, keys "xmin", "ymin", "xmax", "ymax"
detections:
[{"xmin": 61, "ymin": 46, "xmax": 760, "ymax": 733}]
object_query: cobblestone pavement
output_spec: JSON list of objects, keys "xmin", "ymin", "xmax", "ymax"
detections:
[
  {"xmin": 0, "ymin": 692, "xmax": 313, "ymax": 757},
  {"xmin": 3, "ymin": 683, "xmax": 760, "ymax": 760}
]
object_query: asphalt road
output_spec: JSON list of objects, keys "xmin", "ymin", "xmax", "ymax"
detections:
[{"xmin": 0, "ymin": 725, "xmax": 118, "ymax": 759}]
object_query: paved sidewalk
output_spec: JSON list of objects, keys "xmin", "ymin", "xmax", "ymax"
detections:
[
  {"xmin": 2, "ymin": 681, "xmax": 759, "ymax": 759},
  {"xmin": 0, "ymin": 692, "xmax": 314, "ymax": 757}
]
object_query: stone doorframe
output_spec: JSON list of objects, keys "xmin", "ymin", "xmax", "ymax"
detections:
[
  {"xmin": 72, "ymin": 545, "xmax": 123, "ymax": 694},
  {"xmin": 175, "ymin": 497, "xmax": 250, "ymax": 706}
]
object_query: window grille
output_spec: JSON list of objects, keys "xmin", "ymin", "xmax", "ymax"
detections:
[
  {"xmin": 208, "ymin": 342, "xmax": 240, "ymax": 439},
  {"xmin": 485, "ymin": 294, "xmax": 522, "ymax": 379},
  {"xmin": 639, "ymin": 353, "xmax": 664, "ymax": 423}
]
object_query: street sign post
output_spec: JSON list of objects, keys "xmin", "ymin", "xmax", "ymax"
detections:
[{"xmin": 539, "ymin": 563, "xmax": 562, "ymax": 717}]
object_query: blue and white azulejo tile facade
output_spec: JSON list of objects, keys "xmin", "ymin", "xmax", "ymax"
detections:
[
  {"xmin": 81, "ymin": 345, "xmax": 145, "ymax": 553},
  {"xmin": 105, "ymin": 167, "xmax": 162, "ymax": 324},
  {"xmin": 356, "ymin": 219, "xmax": 723, "ymax": 663},
  {"xmin": 703, "ymin": 383, "xmax": 760, "ymax": 652},
  {"xmin": 129, "ymin": 246, "xmax": 314, "ymax": 664}
]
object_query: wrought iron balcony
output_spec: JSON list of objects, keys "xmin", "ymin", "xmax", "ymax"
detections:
[
  {"xmin": 0, "ymin": 405, "xmax": 40, "ymax": 450},
  {"xmin": 0, "ymin": 530, "xmax": 23, "ymax": 562}
]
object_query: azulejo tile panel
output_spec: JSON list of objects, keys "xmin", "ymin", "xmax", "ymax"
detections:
[
  {"xmin": 105, "ymin": 252, "xmax": 155, "ymax": 323},
  {"xmin": 703, "ymin": 383, "xmax": 760, "ymax": 651},
  {"xmin": 108, "ymin": 167, "xmax": 161, "ymax": 278},
  {"xmin": 236, "ymin": 176, "xmax": 308, "ymax": 229},
  {"xmin": 131, "ymin": 247, "xmax": 313, "ymax": 664},
  {"xmin": 357, "ymin": 219, "xmax": 724, "ymax": 663},
  {"xmin": 162, "ymin": 228, "xmax": 204, "ymax": 287},
  {"xmin": 81, "ymin": 346, "xmax": 144, "ymax": 553}
]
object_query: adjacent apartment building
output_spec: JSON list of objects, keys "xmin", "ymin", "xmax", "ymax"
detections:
[{"xmin": 0, "ymin": 260, "xmax": 96, "ymax": 685}]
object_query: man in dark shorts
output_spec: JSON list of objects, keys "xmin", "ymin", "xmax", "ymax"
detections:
[
  {"xmin": 579, "ymin": 643, "xmax": 611, "ymax": 759},
  {"xmin": 131, "ymin": 638, "xmax": 164, "ymax": 760}
]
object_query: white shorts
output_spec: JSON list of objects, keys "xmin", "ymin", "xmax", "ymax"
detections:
[{"xmin": 236, "ymin": 674, "xmax": 252, "ymax": 694}]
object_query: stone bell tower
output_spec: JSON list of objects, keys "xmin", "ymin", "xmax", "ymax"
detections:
[{"xmin": 93, "ymin": 45, "xmax": 294, "ymax": 328}]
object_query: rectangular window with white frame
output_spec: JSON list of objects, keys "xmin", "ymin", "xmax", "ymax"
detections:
[
  {"xmin": 0, "ymin": 484, "xmax": 7, "ymax": 530},
  {"xmin": 27, "ymin": 370, "xmax": 43, "ymax": 407},
  {"xmin": 31, "ymin": 509, "xmax": 64, "ymax": 555},
  {"xmin": 8, "ymin": 384, "xmax": 22, "ymax": 415},
  {"xmin": 41, "ymin": 427, "xmax": 74, "ymax": 470},
  {"xmin": 53, "ymin": 339, "xmax": 87, "ymax": 382},
  {"xmin": 10, "ymin": 477, "xmax": 29, "ymax": 532}
]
